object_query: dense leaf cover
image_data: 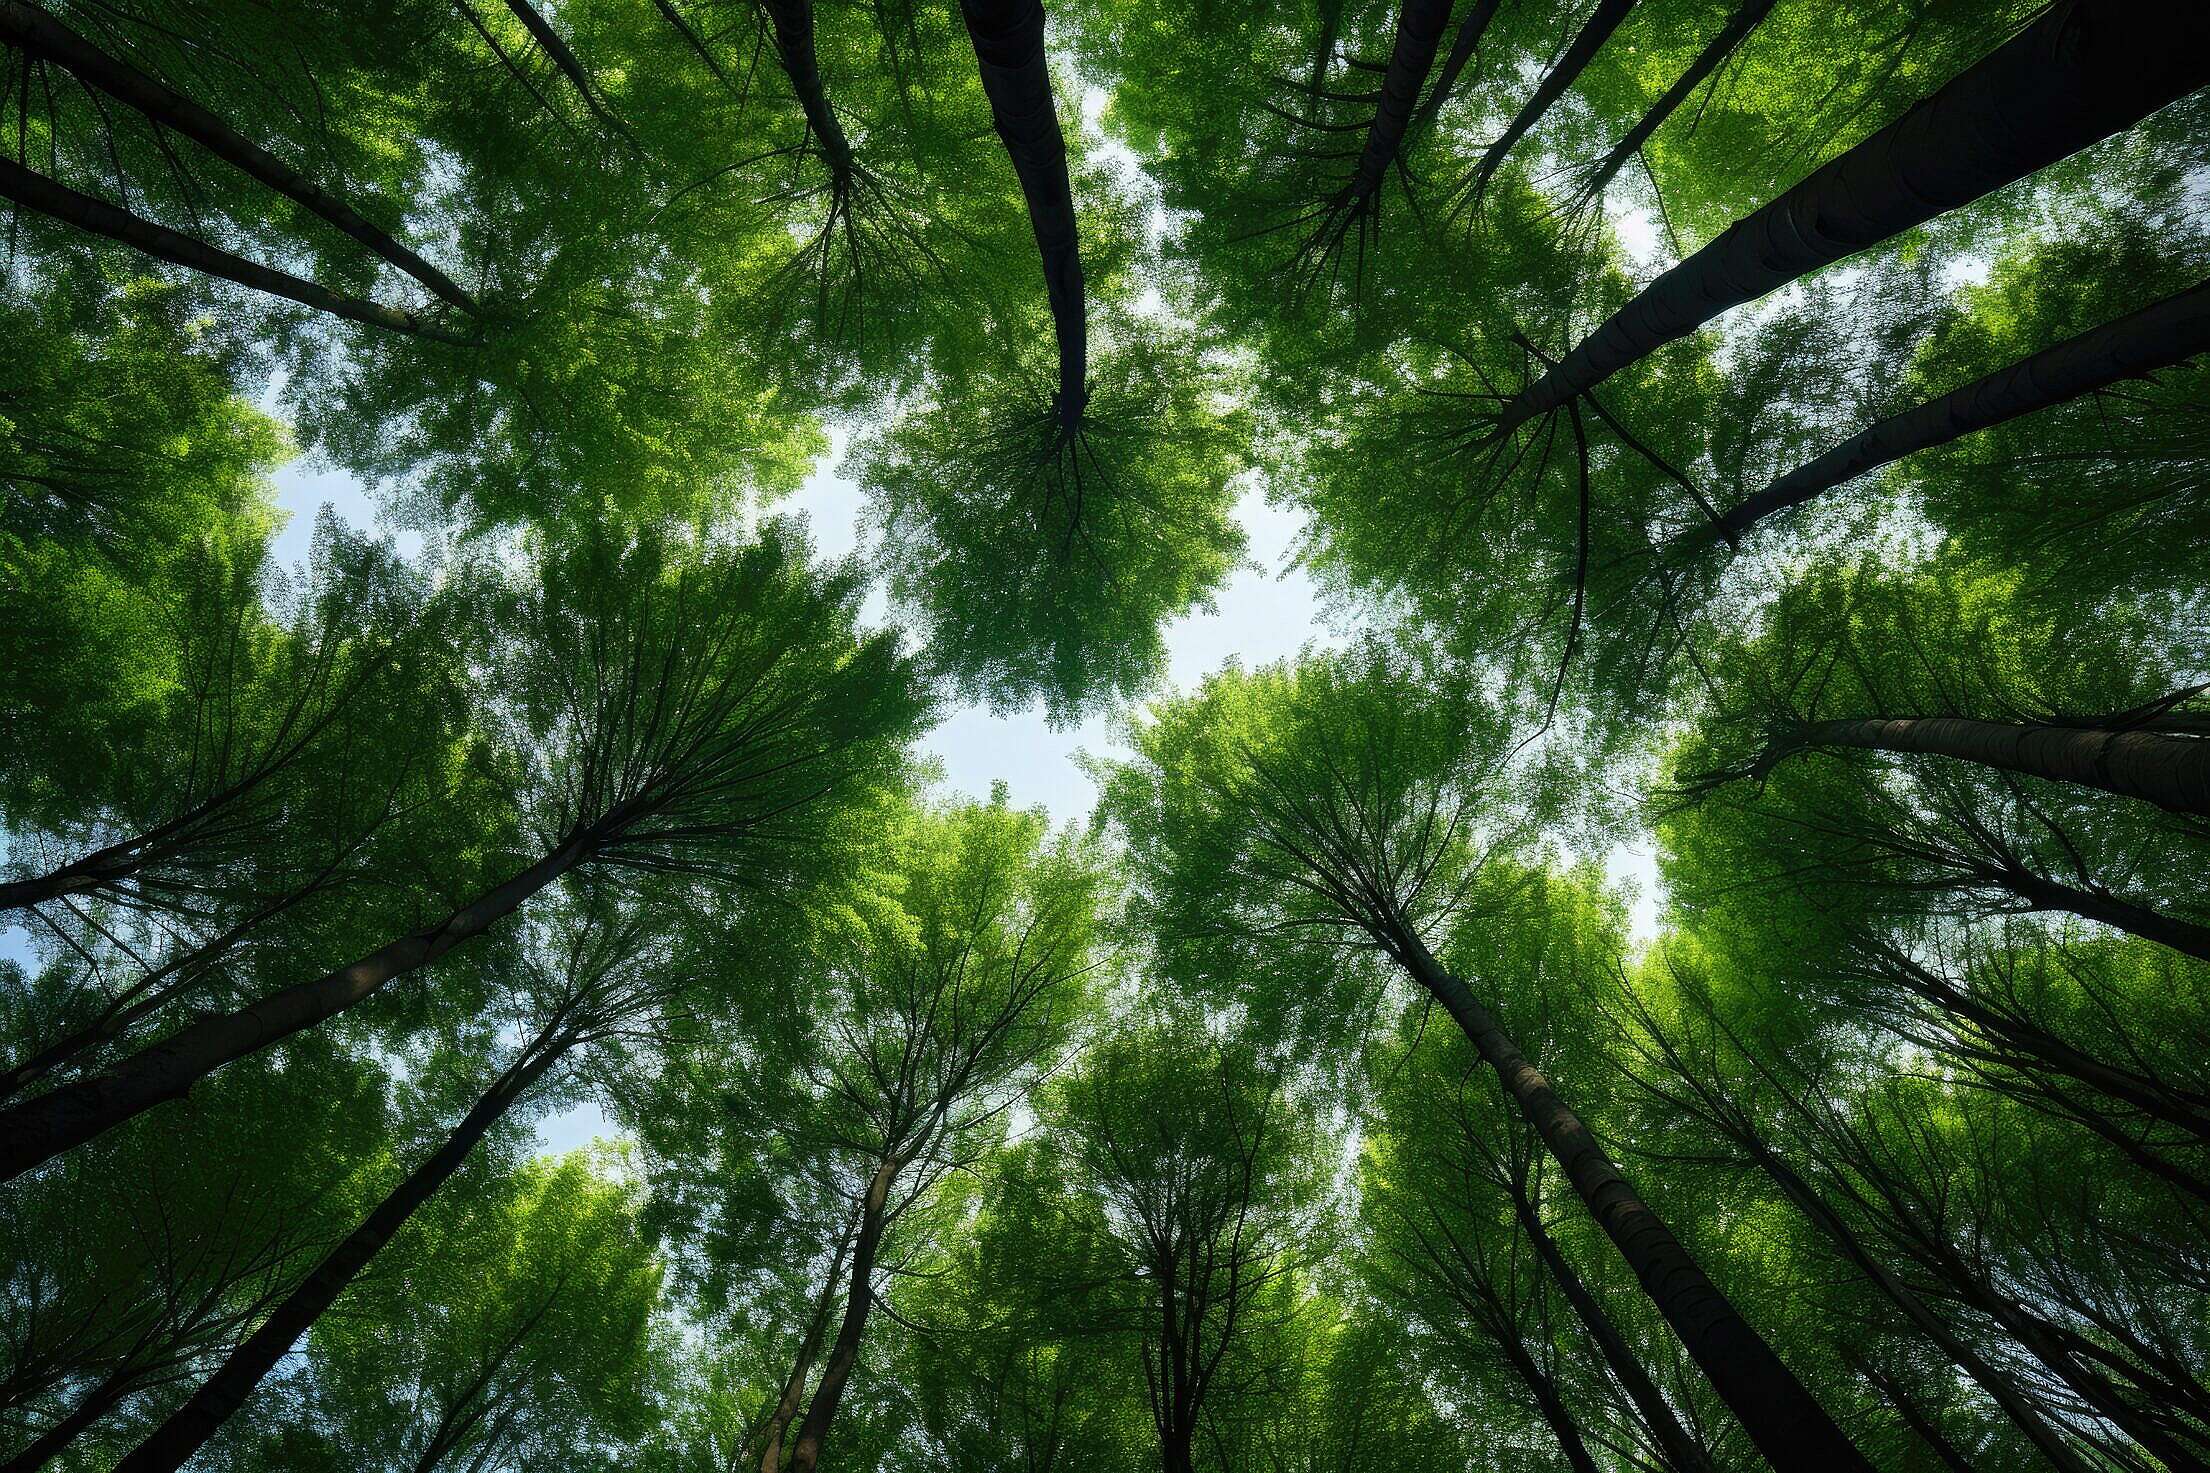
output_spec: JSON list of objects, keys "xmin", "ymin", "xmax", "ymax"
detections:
[{"xmin": 2, "ymin": 1, "xmax": 2206, "ymax": 1470}]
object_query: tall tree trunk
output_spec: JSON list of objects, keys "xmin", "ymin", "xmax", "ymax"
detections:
[
  {"xmin": 111, "ymin": 1036, "xmax": 571, "ymax": 1473},
  {"xmin": 1744, "ymin": 711, "xmax": 2210, "ymax": 817},
  {"xmin": 1738, "ymin": 1137, "xmax": 2100, "ymax": 1473},
  {"xmin": 1714, "ymin": 278, "xmax": 2210, "ymax": 540},
  {"xmin": 1409, "ymin": 0, "xmax": 1504, "ymax": 137},
  {"xmin": 497, "ymin": 0, "xmax": 634, "ymax": 145},
  {"xmin": 1989, "ymin": 865, "xmax": 2210, "ymax": 965},
  {"xmin": 785, "ymin": 1154, "xmax": 900, "ymax": 1473},
  {"xmin": 0, "ymin": 1361, "xmax": 142, "ymax": 1473},
  {"xmin": 958, "ymin": 0, "xmax": 1086, "ymax": 431},
  {"xmin": 756, "ymin": 1208, "xmax": 860, "ymax": 1473},
  {"xmin": 0, "ymin": 2, "xmax": 479, "ymax": 313},
  {"xmin": 1468, "ymin": 0, "xmax": 1637, "ymax": 199},
  {"xmin": 0, "ymin": 828, "xmax": 598, "ymax": 1182},
  {"xmin": 1491, "ymin": 0, "xmax": 2210, "ymax": 437},
  {"xmin": 1395, "ymin": 936, "xmax": 1875, "ymax": 1472},
  {"xmin": 0, "ymin": 157, "xmax": 474, "ymax": 341},
  {"xmin": 1504, "ymin": 1170, "xmax": 1715, "ymax": 1473},
  {"xmin": 1578, "ymin": 0, "xmax": 1774, "ymax": 201},
  {"xmin": 1496, "ymin": 1331, "xmax": 1604, "ymax": 1473},
  {"xmin": 1336, "ymin": 0, "xmax": 1452, "ymax": 208},
  {"xmin": 760, "ymin": 0, "xmax": 856, "ymax": 187}
]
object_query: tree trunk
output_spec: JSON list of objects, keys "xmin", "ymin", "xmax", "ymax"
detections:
[
  {"xmin": 958, "ymin": 0, "xmax": 1086, "ymax": 430},
  {"xmin": 1469, "ymin": 0, "xmax": 1637, "ymax": 198},
  {"xmin": 1491, "ymin": 0, "xmax": 2210, "ymax": 436},
  {"xmin": 0, "ymin": 1, "xmax": 478, "ymax": 313},
  {"xmin": 756, "ymin": 1208, "xmax": 860, "ymax": 1473},
  {"xmin": 0, "ymin": 156, "xmax": 474, "ymax": 341},
  {"xmin": 1409, "ymin": 0, "xmax": 1503, "ymax": 137},
  {"xmin": 1396, "ymin": 937, "xmax": 1875, "ymax": 1472},
  {"xmin": 499, "ymin": 0, "xmax": 633, "ymax": 144},
  {"xmin": 1991, "ymin": 866, "xmax": 2210, "ymax": 965},
  {"xmin": 1579, "ymin": 0, "xmax": 1774, "ymax": 201},
  {"xmin": 1496, "ymin": 1331, "xmax": 1604, "ymax": 1473},
  {"xmin": 0, "ymin": 1360, "xmax": 141, "ymax": 1473},
  {"xmin": 1338, "ymin": 0, "xmax": 1451, "ymax": 207},
  {"xmin": 1715, "ymin": 277, "xmax": 2210, "ymax": 540},
  {"xmin": 1849, "ymin": 1354, "xmax": 1985, "ymax": 1473},
  {"xmin": 1504, "ymin": 1173, "xmax": 1715, "ymax": 1473},
  {"xmin": 0, "ymin": 829, "xmax": 596, "ymax": 1182},
  {"xmin": 1739, "ymin": 1139, "xmax": 2100, "ymax": 1473},
  {"xmin": 760, "ymin": 0, "xmax": 856, "ymax": 187},
  {"xmin": 111, "ymin": 1036, "xmax": 570, "ymax": 1473},
  {"xmin": 785, "ymin": 1154, "xmax": 900, "ymax": 1473}
]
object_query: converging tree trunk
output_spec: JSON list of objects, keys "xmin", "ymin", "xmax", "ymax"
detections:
[
  {"xmin": 755, "ymin": 1208, "xmax": 860, "ymax": 1473},
  {"xmin": 0, "ymin": 1, "xmax": 480, "ymax": 313},
  {"xmin": 1503, "ymin": 1168, "xmax": 1715, "ymax": 1473},
  {"xmin": 1714, "ymin": 277, "xmax": 2210, "ymax": 540},
  {"xmin": 0, "ymin": 825, "xmax": 600, "ymax": 1182},
  {"xmin": 1468, "ymin": 0, "xmax": 1636, "ymax": 200},
  {"xmin": 1743, "ymin": 710, "xmax": 2210, "ymax": 817},
  {"xmin": 1396, "ymin": 936, "xmax": 1875, "ymax": 1472},
  {"xmin": 0, "ymin": 1361, "xmax": 143, "ymax": 1473},
  {"xmin": 111, "ymin": 1033, "xmax": 572, "ymax": 1473},
  {"xmin": 786, "ymin": 1154, "xmax": 902, "ymax": 1473},
  {"xmin": 1491, "ymin": 0, "xmax": 2210, "ymax": 436},
  {"xmin": 761, "ymin": 0, "xmax": 856, "ymax": 186},
  {"xmin": 1409, "ymin": 0, "xmax": 1504, "ymax": 137},
  {"xmin": 1989, "ymin": 865, "xmax": 2210, "ymax": 966},
  {"xmin": 1340, "ymin": 0, "xmax": 1452, "ymax": 211},
  {"xmin": 959, "ymin": 0, "xmax": 1086, "ymax": 431},
  {"xmin": 1577, "ymin": 0, "xmax": 1774, "ymax": 202},
  {"xmin": 0, "ymin": 157, "xmax": 475, "ymax": 340}
]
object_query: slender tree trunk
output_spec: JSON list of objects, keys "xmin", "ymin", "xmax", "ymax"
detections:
[
  {"xmin": 1746, "ymin": 711, "xmax": 2210, "ymax": 817},
  {"xmin": 1492, "ymin": 0, "xmax": 2210, "ymax": 436},
  {"xmin": 760, "ymin": 0, "xmax": 855, "ymax": 186},
  {"xmin": 1849, "ymin": 1354, "xmax": 1985, "ymax": 1473},
  {"xmin": 0, "ymin": 1361, "xmax": 141, "ymax": 1473},
  {"xmin": 756, "ymin": 1208, "xmax": 860, "ymax": 1473},
  {"xmin": 1496, "ymin": 1331, "xmax": 1604, "ymax": 1473},
  {"xmin": 0, "ymin": 157, "xmax": 474, "ymax": 341},
  {"xmin": 498, "ymin": 0, "xmax": 633, "ymax": 144},
  {"xmin": 1409, "ymin": 0, "xmax": 1503, "ymax": 137},
  {"xmin": 111, "ymin": 1037, "xmax": 570, "ymax": 1473},
  {"xmin": 0, "ymin": 829, "xmax": 597, "ymax": 1182},
  {"xmin": 1395, "ymin": 937, "xmax": 1875, "ymax": 1472},
  {"xmin": 785, "ymin": 1154, "xmax": 900, "ymax": 1473},
  {"xmin": 0, "ymin": 2, "xmax": 479, "ymax": 312},
  {"xmin": 1469, "ymin": 0, "xmax": 1636, "ymax": 198},
  {"xmin": 1337, "ymin": 0, "xmax": 1451, "ymax": 207},
  {"xmin": 1738, "ymin": 1138, "xmax": 2100, "ymax": 1473},
  {"xmin": 1990, "ymin": 865, "xmax": 2210, "ymax": 965},
  {"xmin": 1716, "ymin": 278, "xmax": 2210, "ymax": 540},
  {"xmin": 1579, "ymin": 0, "xmax": 1773, "ymax": 201},
  {"xmin": 1504, "ymin": 1172, "xmax": 1715, "ymax": 1473},
  {"xmin": 958, "ymin": 0, "xmax": 1086, "ymax": 430}
]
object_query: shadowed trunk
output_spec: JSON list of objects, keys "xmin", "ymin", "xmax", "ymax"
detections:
[
  {"xmin": 1715, "ymin": 278, "xmax": 2210, "ymax": 540},
  {"xmin": 0, "ymin": 156, "xmax": 474, "ymax": 340},
  {"xmin": 1338, "ymin": 0, "xmax": 1452, "ymax": 209},
  {"xmin": 1850, "ymin": 1354, "xmax": 1986, "ymax": 1473},
  {"xmin": 756, "ymin": 1208, "xmax": 860, "ymax": 1473},
  {"xmin": 959, "ymin": 0, "xmax": 1086, "ymax": 430},
  {"xmin": 1989, "ymin": 866, "xmax": 2210, "ymax": 965},
  {"xmin": 111, "ymin": 1035, "xmax": 571, "ymax": 1473},
  {"xmin": 1493, "ymin": 0, "xmax": 2210, "ymax": 436},
  {"xmin": 1504, "ymin": 1172, "xmax": 1715, "ymax": 1473},
  {"xmin": 761, "ymin": 0, "xmax": 855, "ymax": 185},
  {"xmin": 1469, "ymin": 0, "xmax": 1636, "ymax": 199},
  {"xmin": 786, "ymin": 1154, "xmax": 901, "ymax": 1473},
  {"xmin": 0, "ymin": 1361, "xmax": 142, "ymax": 1473},
  {"xmin": 1579, "ymin": 0, "xmax": 1774, "ymax": 201},
  {"xmin": 0, "ymin": 826, "xmax": 601, "ymax": 1182},
  {"xmin": 1503, "ymin": 1336, "xmax": 1603, "ymax": 1473},
  {"xmin": 0, "ymin": 1, "xmax": 479, "ymax": 312},
  {"xmin": 1395, "ymin": 935, "xmax": 1874, "ymax": 1472},
  {"xmin": 1746, "ymin": 711, "xmax": 2210, "ymax": 817},
  {"xmin": 499, "ymin": 0, "xmax": 633, "ymax": 144},
  {"xmin": 1410, "ymin": 0, "xmax": 1504, "ymax": 136}
]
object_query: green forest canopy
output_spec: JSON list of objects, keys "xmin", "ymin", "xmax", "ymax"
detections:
[{"xmin": 1, "ymin": 0, "xmax": 2207, "ymax": 1469}]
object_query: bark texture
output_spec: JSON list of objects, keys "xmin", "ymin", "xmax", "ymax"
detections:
[
  {"xmin": 1494, "ymin": 0, "xmax": 2210, "ymax": 435},
  {"xmin": 1338, "ymin": 0, "xmax": 1452, "ymax": 208},
  {"xmin": 1718, "ymin": 277, "xmax": 2210, "ymax": 538},
  {"xmin": 112, "ymin": 1038, "xmax": 568, "ymax": 1473},
  {"xmin": 0, "ymin": 832, "xmax": 594, "ymax": 1181},
  {"xmin": 958, "ymin": 0, "xmax": 1086, "ymax": 429},
  {"xmin": 1398, "ymin": 937, "xmax": 1873, "ymax": 1472}
]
